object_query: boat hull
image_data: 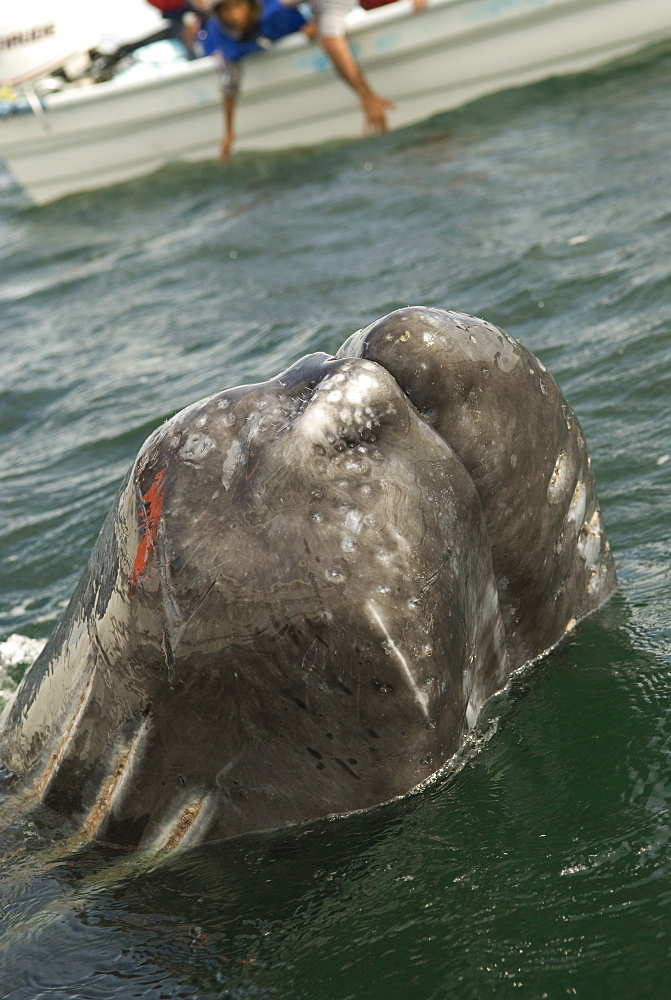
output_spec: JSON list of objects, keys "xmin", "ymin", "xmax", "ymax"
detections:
[{"xmin": 1, "ymin": 0, "xmax": 670, "ymax": 204}]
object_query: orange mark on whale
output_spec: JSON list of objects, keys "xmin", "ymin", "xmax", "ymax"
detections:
[
  {"xmin": 245, "ymin": 449, "xmax": 259, "ymax": 480},
  {"xmin": 128, "ymin": 464, "xmax": 169, "ymax": 594}
]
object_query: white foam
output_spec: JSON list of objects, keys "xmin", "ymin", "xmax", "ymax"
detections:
[
  {"xmin": 0, "ymin": 633, "xmax": 45, "ymax": 669},
  {"xmin": 0, "ymin": 634, "xmax": 46, "ymax": 710}
]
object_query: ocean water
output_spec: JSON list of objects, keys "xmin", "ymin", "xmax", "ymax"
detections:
[{"xmin": 1, "ymin": 42, "xmax": 670, "ymax": 999}]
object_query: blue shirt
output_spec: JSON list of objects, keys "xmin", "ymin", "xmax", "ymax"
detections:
[{"xmin": 200, "ymin": 0, "xmax": 307, "ymax": 62}]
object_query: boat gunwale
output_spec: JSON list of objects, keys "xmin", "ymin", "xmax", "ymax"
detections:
[{"xmin": 1, "ymin": 0, "xmax": 599, "ymax": 113}]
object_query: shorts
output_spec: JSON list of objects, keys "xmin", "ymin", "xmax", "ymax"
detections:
[{"xmin": 310, "ymin": 0, "xmax": 357, "ymax": 37}]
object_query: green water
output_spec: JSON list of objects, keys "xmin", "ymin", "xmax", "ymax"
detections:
[{"xmin": 1, "ymin": 43, "xmax": 670, "ymax": 999}]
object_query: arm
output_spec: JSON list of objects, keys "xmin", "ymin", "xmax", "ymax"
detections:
[
  {"xmin": 218, "ymin": 57, "xmax": 243, "ymax": 162},
  {"xmin": 319, "ymin": 35, "xmax": 394, "ymax": 134},
  {"xmin": 301, "ymin": 21, "xmax": 319, "ymax": 41},
  {"xmin": 221, "ymin": 94, "xmax": 237, "ymax": 162}
]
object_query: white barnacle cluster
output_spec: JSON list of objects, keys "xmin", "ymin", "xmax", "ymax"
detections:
[
  {"xmin": 555, "ymin": 478, "xmax": 589, "ymax": 556},
  {"xmin": 547, "ymin": 450, "xmax": 572, "ymax": 503},
  {"xmin": 341, "ymin": 508, "xmax": 364, "ymax": 552},
  {"xmin": 156, "ymin": 391, "xmax": 218, "ymax": 445},
  {"xmin": 299, "ymin": 361, "xmax": 385, "ymax": 447},
  {"xmin": 254, "ymin": 394, "xmax": 297, "ymax": 436},
  {"xmin": 320, "ymin": 504, "xmax": 372, "ymax": 581},
  {"xmin": 578, "ymin": 509, "xmax": 608, "ymax": 594},
  {"xmin": 297, "ymin": 364, "xmax": 393, "ymax": 582},
  {"xmin": 179, "ymin": 430, "xmax": 216, "ymax": 463},
  {"xmin": 565, "ymin": 480, "xmax": 587, "ymax": 535},
  {"xmin": 561, "ymin": 402, "xmax": 572, "ymax": 431}
]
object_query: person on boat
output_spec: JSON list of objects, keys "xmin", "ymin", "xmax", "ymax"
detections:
[
  {"xmin": 199, "ymin": 0, "xmax": 315, "ymax": 162},
  {"xmin": 316, "ymin": 0, "xmax": 430, "ymax": 130},
  {"xmin": 284, "ymin": 0, "xmax": 395, "ymax": 135}
]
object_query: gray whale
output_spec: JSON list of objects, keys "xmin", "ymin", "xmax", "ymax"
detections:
[{"xmin": 0, "ymin": 308, "xmax": 615, "ymax": 851}]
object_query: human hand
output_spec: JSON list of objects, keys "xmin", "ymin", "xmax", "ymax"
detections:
[
  {"xmin": 362, "ymin": 93, "xmax": 396, "ymax": 135},
  {"xmin": 219, "ymin": 134, "xmax": 235, "ymax": 162}
]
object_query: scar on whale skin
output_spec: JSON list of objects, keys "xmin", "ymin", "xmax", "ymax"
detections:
[{"xmin": 0, "ymin": 307, "xmax": 616, "ymax": 852}]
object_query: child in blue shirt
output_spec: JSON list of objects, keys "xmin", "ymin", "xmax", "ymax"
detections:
[{"xmin": 199, "ymin": 0, "xmax": 313, "ymax": 161}]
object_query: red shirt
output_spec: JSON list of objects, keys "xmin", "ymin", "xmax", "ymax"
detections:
[{"xmin": 146, "ymin": 0, "xmax": 189, "ymax": 12}]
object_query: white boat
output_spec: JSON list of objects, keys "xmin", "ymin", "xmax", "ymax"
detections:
[{"xmin": 2, "ymin": 0, "xmax": 670, "ymax": 205}]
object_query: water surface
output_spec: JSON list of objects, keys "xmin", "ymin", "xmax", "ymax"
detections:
[{"xmin": 1, "ymin": 43, "xmax": 670, "ymax": 999}]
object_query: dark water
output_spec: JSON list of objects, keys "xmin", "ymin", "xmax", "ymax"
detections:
[{"xmin": 1, "ymin": 43, "xmax": 670, "ymax": 999}]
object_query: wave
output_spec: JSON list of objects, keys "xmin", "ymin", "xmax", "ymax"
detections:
[{"xmin": 0, "ymin": 633, "xmax": 45, "ymax": 707}]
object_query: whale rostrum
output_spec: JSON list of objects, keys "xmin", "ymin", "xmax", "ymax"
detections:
[{"xmin": 0, "ymin": 308, "xmax": 616, "ymax": 851}]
